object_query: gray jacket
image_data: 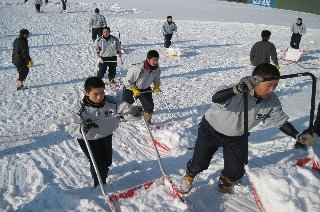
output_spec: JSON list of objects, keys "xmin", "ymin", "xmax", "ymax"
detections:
[
  {"xmin": 205, "ymin": 91, "xmax": 288, "ymax": 137},
  {"xmin": 34, "ymin": 0, "xmax": 42, "ymax": 4},
  {"xmin": 123, "ymin": 63, "xmax": 161, "ymax": 90},
  {"xmin": 291, "ymin": 23, "xmax": 306, "ymax": 35},
  {"xmin": 95, "ymin": 35, "xmax": 120, "ymax": 57},
  {"xmin": 89, "ymin": 13, "xmax": 107, "ymax": 29},
  {"xmin": 67, "ymin": 96, "xmax": 119, "ymax": 140},
  {"xmin": 162, "ymin": 21, "xmax": 177, "ymax": 35},
  {"xmin": 250, "ymin": 40, "xmax": 278, "ymax": 66}
]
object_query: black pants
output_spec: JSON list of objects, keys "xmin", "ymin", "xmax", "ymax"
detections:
[
  {"xmin": 122, "ymin": 86, "xmax": 154, "ymax": 113},
  {"xmin": 62, "ymin": 3, "xmax": 66, "ymax": 10},
  {"xmin": 290, "ymin": 33, "xmax": 302, "ymax": 49},
  {"xmin": 35, "ymin": 4, "xmax": 40, "ymax": 11},
  {"xmin": 164, "ymin": 34, "xmax": 173, "ymax": 48},
  {"xmin": 77, "ymin": 135, "xmax": 113, "ymax": 186},
  {"xmin": 97, "ymin": 56, "xmax": 117, "ymax": 81},
  {"xmin": 15, "ymin": 64, "xmax": 29, "ymax": 82},
  {"xmin": 92, "ymin": 27, "xmax": 103, "ymax": 42},
  {"xmin": 187, "ymin": 117, "xmax": 246, "ymax": 181}
]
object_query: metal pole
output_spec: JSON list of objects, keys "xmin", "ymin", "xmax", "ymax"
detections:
[
  {"xmin": 263, "ymin": 72, "xmax": 316, "ymax": 130},
  {"xmin": 243, "ymin": 91, "xmax": 249, "ymax": 165},
  {"xmin": 244, "ymin": 72, "xmax": 317, "ymax": 164},
  {"xmin": 80, "ymin": 126, "xmax": 107, "ymax": 197},
  {"xmin": 139, "ymin": 100, "xmax": 167, "ymax": 177}
]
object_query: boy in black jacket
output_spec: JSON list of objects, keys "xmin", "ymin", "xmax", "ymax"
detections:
[{"xmin": 12, "ymin": 29, "xmax": 33, "ymax": 90}]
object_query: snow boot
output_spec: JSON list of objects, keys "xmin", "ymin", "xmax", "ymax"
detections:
[
  {"xmin": 179, "ymin": 174, "xmax": 195, "ymax": 194},
  {"xmin": 218, "ymin": 174, "xmax": 235, "ymax": 194},
  {"xmin": 15, "ymin": 80, "xmax": 26, "ymax": 91},
  {"xmin": 143, "ymin": 112, "xmax": 152, "ymax": 125}
]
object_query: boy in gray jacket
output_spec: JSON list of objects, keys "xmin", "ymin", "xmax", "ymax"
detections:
[
  {"xmin": 89, "ymin": 8, "xmax": 107, "ymax": 42},
  {"xmin": 119, "ymin": 50, "xmax": 161, "ymax": 125},
  {"xmin": 67, "ymin": 77, "xmax": 119, "ymax": 188},
  {"xmin": 95, "ymin": 26, "xmax": 121, "ymax": 84},
  {"xmin": 162, "ymin": 16, "xmax": 177, "ymax": 48},
  {"xmin": 290, "ymin": 18, "xmax": 306, "ymax": 49},
  {"xmin": 179, "ymin": 63, "xmax": 315, "ymax": 194},
  {"xmin": 250, "ymin": 30, "xmax": 279, "ymax": 70}
]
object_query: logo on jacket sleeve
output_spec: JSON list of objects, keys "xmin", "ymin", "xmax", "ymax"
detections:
[
  {"xmin": 105, "ymin": 111, "xmax": 114, "ymax": 117},
  {"xmin": 256, "ymin": 113, "xmax": 270, "ymax": 120}
]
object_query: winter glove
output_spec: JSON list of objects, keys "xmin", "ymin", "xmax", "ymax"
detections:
[
  {"xmin": 152, "ymin": 82, "xmax": 161, "ymax": 93},
  {"xmin": 130, "ymin": 87, "xmax": 141, "ymax": 97},
  {"xmin": 97, "ymin": 57, "xmax": 104, "ymax": 64},
  {"xmin": 296, "ymin": 132, "xmax": 317, "ymax": 148},
  {"xmin": 129, "ymin": 106, "xmax": 143, "ymax": 117},
  {"xmin": 233, "ymin": 76, "xmax": 264, "ymax": 94},
  {"xmin": 250, "ymin": 60, "xmax": 253, "ymax": 65},
  {"xmin": 275, "ymin": 65, "xmax": 280, "ymax": 71},
  {"xmin": 27, "ymin": 60, "xmax": 33, "ymax": 68},
  {"xmin": 80, "ymin": 119, "xmax": 99, "ymax": 134}
]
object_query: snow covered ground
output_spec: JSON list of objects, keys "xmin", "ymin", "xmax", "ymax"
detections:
[{"xmin": 0, "ymin": 0, "xmax": 319, "ymax": 211}]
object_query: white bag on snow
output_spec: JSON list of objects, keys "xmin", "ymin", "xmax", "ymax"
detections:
[{"xmin": 281, "ymin": 48, "xmax": 304, "ymax": 62}]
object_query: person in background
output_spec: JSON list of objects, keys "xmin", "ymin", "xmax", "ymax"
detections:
[
  {"xmin": 12, "ymin": 29, "xmax": 33, "ymax": 91},
  {"xmin": 94, "ymin": 27, "xmax": 121, "ymax": 85},
  {"xmin": 250, "ymin": 30, "xmax": 280, "ymax": 71},
  {"xmin": 89, "ymin": 8, "xmax": 107, "ymax": 42},
  {"xmin": 290, "ymin": 18, "xmax": 306, "ymax": 49},
  {"xmin": 61, "ymin": 0, "xmax": 67, "ymax": 13},
  {"xmin": 34, "ymin": 0, "xmax": 42, "ymax": 13},
  {"xmin": 162, "ymin": 16, "xmax": 177, "ymax": 48}
]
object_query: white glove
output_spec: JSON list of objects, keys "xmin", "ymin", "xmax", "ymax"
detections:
[
  {"xmin": 296, "ymin": 132, "xmax": 318, "ymax": 148},
  {"xmin": 97, "ymin": 57, "xmax": 104, "ymax": 64}
]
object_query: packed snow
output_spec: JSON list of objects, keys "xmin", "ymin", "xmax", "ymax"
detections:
[{"xmin": 0, "ymin": 0, "xmax": 319, "ymax": 211}]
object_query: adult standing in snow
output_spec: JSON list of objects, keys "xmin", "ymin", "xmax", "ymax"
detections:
[
  {"xmin": 61, "ymin": 0, "xmax": 67, "ymax": 13},
  {"xmin": 250, "ymin": 30, "xmax": 280, "ymax": 70},
  {"xmin": 179, "ymin": 63, "xmax": 315, "ymax": 194},
  {"xmin": 12, "ymin": 29, "xmax": 32, "ymax": 90},
  {"xmin": 162, "ymin": 16, "xmax": 177, "ymax": 48},
  {"xmin": 34, "ymin": 0, "xmax": 42, "ymax": 13},
  {"xmin": 118, "ymin": 50, "xmax": 161, "ymax": 125},
  {"xmin": 95, "ymin": 26, "xmax": 121, "ymax": 84},
  {"xmin": 89, "ymin": 8, "xmax": 107, "ymax": 42},
  {"xmin": 290, "ymin": 18, "xmax": 306, "ymax": 49}
]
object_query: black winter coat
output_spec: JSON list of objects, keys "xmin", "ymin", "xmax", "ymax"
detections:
[{"xmin": 12, "ymin": 36, "xmax": 31, "ymax": 67}]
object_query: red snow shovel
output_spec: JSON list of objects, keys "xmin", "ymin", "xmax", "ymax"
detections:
[{"xmin": 107, "ymin": 102, "xmax": 188, "ymax": 211}]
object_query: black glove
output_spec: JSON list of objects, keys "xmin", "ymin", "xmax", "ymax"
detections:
[
  {"xmin": 233, "ymin": 76, "xmax": 264, "ymax": 94},
  {"xmin": 81, "ymin": 119, "xmax": 99, "ymax": 133}
]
